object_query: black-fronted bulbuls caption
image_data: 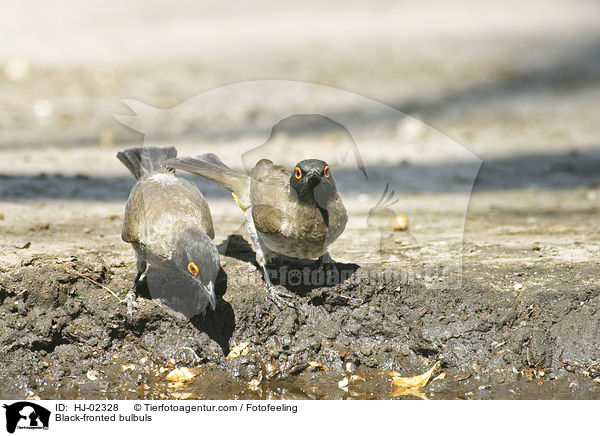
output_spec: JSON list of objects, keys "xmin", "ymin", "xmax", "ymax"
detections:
[
  {"xmin": 165, "ymin": 154, "xmax": 347, "ymax": 307},
  {"xmin": 117, "ymin": 147, "xmax": 219, "ymax": 316}
]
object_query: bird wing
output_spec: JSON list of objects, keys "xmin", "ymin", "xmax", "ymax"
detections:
[
  {"xmin": 249, "ymin": 159, "xmax": 290, "ymax": 207},
  {"xmin": 164, "ymin": 154, "xmax": 250, "ymax": 208},
  {"xmin": 122, "ymin": 175, "xmax": 215, "ymax": 250},
  {"xmin": 248, "ymin": 159, "xmax": 293, "ymax": 235},
  {"xmin": 251, "ymin": 204, "xmax": 284, "ymax": 234}
]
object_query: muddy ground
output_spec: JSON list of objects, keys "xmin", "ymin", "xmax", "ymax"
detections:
[
  {"xmin": 1, "ymin": 0, "xmax": 600, "ymax": 399},
  {"xmin": 1, "ymin": 171, "xmax": 599, "ymax": 399}
]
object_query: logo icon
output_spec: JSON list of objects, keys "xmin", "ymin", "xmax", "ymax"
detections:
[{"xmin": 3, "ymin": 402, "xmax": 50, "ymax": 434}]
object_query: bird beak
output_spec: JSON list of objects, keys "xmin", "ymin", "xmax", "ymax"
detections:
[
  {"xmin": 306, "ymin": 169, "xmax": 322, "ymax": 187},
  {"xmin": 203, "ymin": 281, "xmax": 217, "ymax": 311}
]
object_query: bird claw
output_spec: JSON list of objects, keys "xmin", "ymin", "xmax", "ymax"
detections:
[
  {"xmin": 124, "ymin": 289, "xmax": 139, "ymax": 320},
  {"xmin": 268, "ymin": 285, "xmax": 295, "ymax": 309}
]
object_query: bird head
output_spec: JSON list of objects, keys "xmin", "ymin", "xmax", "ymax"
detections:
[
  {"xmin": 289, "ymin": 159, "xmax": 337, "ymax": 207},
  {"xmin": 173, "ymin": 229, "xmax": 220, "ymax": 311}
]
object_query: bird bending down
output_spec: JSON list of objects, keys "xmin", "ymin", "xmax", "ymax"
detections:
[
  {"xmin": 165, "ymin": 154, "xmax": 347, "ymax": 308},
  {"xmin": 117, "ymin": 147, "xmax": 219, "ymax": 317}
]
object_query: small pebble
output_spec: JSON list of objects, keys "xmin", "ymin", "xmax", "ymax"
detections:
[
  {"xmin": 392, "ymin": 214, "xmax": 409, "ymax": 231},
  {"xmin": 344, "ymin": 361, "xmax": 358, "ymax": 374}
]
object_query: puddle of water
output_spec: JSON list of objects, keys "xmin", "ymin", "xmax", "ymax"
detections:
[{"xmin": 16, "ymin": 368, "xmax": 600, "ymax": 401}]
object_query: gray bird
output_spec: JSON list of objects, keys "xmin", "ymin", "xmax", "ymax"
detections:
[
  {"xmin": 165, "ymin": 154, "xmax": 347, "ymax": 307},
  {"xmin": 117, "ymin": 147, "xmax": 219, "ymax": 315}
]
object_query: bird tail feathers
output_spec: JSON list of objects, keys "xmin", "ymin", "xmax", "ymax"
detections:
[
  {"xmin": 165, "ymin": 154, "xmax": 250, "ymax": 209},
  {"xmin": 117, "ymin": 146, "xmax": 177, "ymax": 180}
]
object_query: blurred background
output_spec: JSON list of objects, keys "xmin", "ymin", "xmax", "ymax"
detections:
[
  {"xmin": 2, "ymin": 0, "xmax": 600, "ymax": 152},
  {"xmin": 0, "ymin": 0, "xmax": 598, "ymax": 280}
]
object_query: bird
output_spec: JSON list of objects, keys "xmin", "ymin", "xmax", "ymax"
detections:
[
  {"xmin": 117, "ymin": 146, "xmax": 220, "ymax": 316},
  {"xmin": 164, "ymin": 154, "xmax": 348, "ymax": 307}
]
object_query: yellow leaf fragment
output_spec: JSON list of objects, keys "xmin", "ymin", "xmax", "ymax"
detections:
[
  {"xmin": 349, "ymin": 372, "xmax": 373, "ymax": 383},
  {"xmin": 248, "ymin": 371, "xmax": 263, "ymax": 392},
  {"xmin": 121, "ymin": 364, "xmax": 136, "ymax": 371},
  {"xmin": 391, "ymin": 361, "xmax": 441, "ymax": 392},
  {"xmin": 264, "ymin": 362, "xmax": 278, "ymax": 375},
  {"xmin": 226, "ymin": 342, "xmax": 250, "ymax": 359},
  {"xmin": 390, "ymin": 388, "xmax": 429, "ymax": 400},
  {"xmin": 165, "ymin": 367, "xmax": 202, "ymax": 382},
  {"xmin": 170, "ymin": 392, "xmax": 198, "ymax": 399},
  {"xmin": 432, "ymin": 372, "xmax": 446, "ymax": 382},
  {"xmin": 308, "ymin": 361, "xmax": 330, "ymax": 371}
]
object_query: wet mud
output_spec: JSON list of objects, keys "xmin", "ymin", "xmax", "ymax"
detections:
[{"xmin": 2, "ymin": 232, "xmax": 600, "ymax": 400}]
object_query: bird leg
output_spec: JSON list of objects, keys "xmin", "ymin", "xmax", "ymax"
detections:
[
  {"xmin": 261, "ymin": 264, "xmax": 295, "ymax": 309},
  {"xmin": 319, "ymin": 251, "xmax": 338, "ymax": 285},
  {"xmin": 125, "ymin": 256, "xmax": 147, "ymax": 319},
  {"xmin": 124, "ymin": 287, "xmax": 138, "ymax": 320},
  {"xmin": 245, "ymin": 210, "xmax": 295, "ymax": 308}
]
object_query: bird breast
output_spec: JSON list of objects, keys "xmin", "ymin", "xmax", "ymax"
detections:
[{"xmin": 256, "ymin": 194, "xmax": 347, "ymax": 259}]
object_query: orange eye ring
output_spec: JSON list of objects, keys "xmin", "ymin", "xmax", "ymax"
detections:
[
  {"xmin": 294, "ymin": 167, "xmax": 302, "ymax": 180},
  {"xmin": 187, "ymin": 262, "xmax": 199, "ymax": 276},
  {"xmin": 323, "ymin": 165, "xmax": 330, "ymax": 178}
]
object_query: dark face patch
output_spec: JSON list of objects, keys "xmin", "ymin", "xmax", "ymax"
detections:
[
  {"xmin": 289, "ymin": 159, "xmax": 337, "ymax": 206},
  {"xmin": 173, "ymin": 229, "xmax": 220, "ymax": 288}
]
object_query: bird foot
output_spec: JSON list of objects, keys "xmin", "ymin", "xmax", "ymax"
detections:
[
  {"xmin": 319, "ymin": 253, "xmax": 338, "ymax": 286},
  {"xmin": 124, "ymin": 289, "xmax": 139, "ymax": 320},
  {"xmin": 267, "ymin": 285, "xmax": 295, "ymax": 309}
]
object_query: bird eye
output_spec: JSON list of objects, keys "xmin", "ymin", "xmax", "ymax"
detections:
[
  {"xmin": 187, "ymin": 262, "xmax": 199, "ymax": 276},
  {"xmin": 323, "ymin": 165, "xmax": 330, "ymax": 178},
  {"xmin": 294, "ymin": 167, "xmax": 302, "ymax": 179}
]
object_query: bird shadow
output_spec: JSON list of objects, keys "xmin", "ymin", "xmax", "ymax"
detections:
[
  {"xmin": 190, "ymin": 268, "xmax": 235, "ymax": 356},
  {"xmin": 218, "ymin": 234, "xmax": 360, "ymax": 297},
  {"xmin": 137, "ymin": 266, "xmax": 235, "ymax": 356},
  {"xmin": 217, "ymin": 234, "xmax": 256, "ymax": 263}
]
